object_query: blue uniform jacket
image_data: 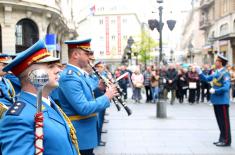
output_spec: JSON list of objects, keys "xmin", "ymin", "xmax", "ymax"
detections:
[
  {"xmin": 0, "ymin": 77, "xmax": 16, "ymax": 107},
  {"xmin": 4, "ymin": 73, "xmax": 21, "ymax": 95},
  {"xmin": 58, "ymin": 64, "xmax": 110, "ymax": 150},
  {"xmin": 0, "ymin": 91, "xmax": 78, "ymax": 155},
  {"xmin": 87, "ymin": 74, "xmax": 99, "ymax": 91},
  {"xmin": 199, "ymin": 67, "xmax": 230, "ymax": 105}
]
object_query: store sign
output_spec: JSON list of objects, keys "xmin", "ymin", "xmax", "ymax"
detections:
[{"xmin": 45, "ymin": 34, "xmax": 57, "ymax": 51}]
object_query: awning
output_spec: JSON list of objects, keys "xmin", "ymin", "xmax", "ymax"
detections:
[
  {"xmin": 220, "ymin": 45, "xmax": 228, "ymax": 52},
  {"xmin": 219, "ymin": 40, "xmax": 228, "ymax": 52},
  {"xmin": 215, "ymin": 33, "xmax": 235, "ymax": 41}
]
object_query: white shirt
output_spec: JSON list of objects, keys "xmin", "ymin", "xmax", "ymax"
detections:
[{"xmin": 217, "ymin": 67, "xmax": 224, "ymax": 73}]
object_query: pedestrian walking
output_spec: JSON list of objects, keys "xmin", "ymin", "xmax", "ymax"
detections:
[
  {"xmin": 131, "ymin": 67, "xmax": 144, "ymax": 103},
  {"xmin": 165, "ymin": 64, "xmax": 178, "ymax": 105},
  {"xmin": 143, "ymin": 66, "xmax": 152, "ymax": 103}
]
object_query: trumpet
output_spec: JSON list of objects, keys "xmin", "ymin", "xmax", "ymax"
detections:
[{"xmin": 88, "ymin": 62, "xmax": 132, "ymax": 116}]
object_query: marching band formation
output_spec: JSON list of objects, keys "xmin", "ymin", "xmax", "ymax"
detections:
[{"xmin": 0, "ymin": 38, "xmax": 232, "ymax": 155}]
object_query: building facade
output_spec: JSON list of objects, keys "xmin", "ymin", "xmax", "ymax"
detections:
[
  {"xmin": 180, "ymin": 1, "xmax": 205, "ymax": 65},
  {"xmin": 75, "ymin": 0, "xmax": 154, "ymax": 65},
  {"xmin": 0, "ymin": 0, "xmax": 77, "ymax": 62},
  {"xmin": 200, "ymin": 0, "xmax": 235, "ymax": 65}
]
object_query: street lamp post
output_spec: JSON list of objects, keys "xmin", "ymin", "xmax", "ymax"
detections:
[
  {"xmin": 208, "ymin": 36, "xmax": 215, "ymax": 65},
  {"xmin": 170, "ymin": 49, "xmax": 174, "ymax": 62},
  {"xmin": 127, "ymin": 36, "xmax": 134, "ymax": 66},
  {"xmin": 148, "ymin": 0, "xmax": 176, "ymax": 118},
  {"xmin": 134, "ymin": 52, "xmax": 138, "ymax": 65},
  {"xmin": 188, "ymin": 42, "xmax": 194, "ymax": 64}
]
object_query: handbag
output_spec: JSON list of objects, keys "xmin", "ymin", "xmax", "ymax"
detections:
[
  {"xmin": 189, "ymin": 82, "xmax": 197, "ymax": 89},
  {"xmin": 135, "ymin": 82, "xmax": 143, "ymax": 88}
]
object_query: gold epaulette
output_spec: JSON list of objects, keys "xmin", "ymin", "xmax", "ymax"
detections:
[
  {"xmin": 0, "ymin": 102, "xmax": 8, "ymax": 119},
  {"xmin": 69, "ymin": 113, "xmax": 97, "ymax": 121},
  {"xmin": 212, "ymin": 78, "xmax": 222, "ymax": 87}
]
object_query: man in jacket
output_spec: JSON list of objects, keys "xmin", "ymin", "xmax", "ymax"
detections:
[{"xmin": 196, "ymin": 54, "xmax": 231, "ymax": 147}]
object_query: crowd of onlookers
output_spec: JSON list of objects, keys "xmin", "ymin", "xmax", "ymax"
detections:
[{"xmin": 112, "ymin": 63, "xmax": 235, "ymax": 105}]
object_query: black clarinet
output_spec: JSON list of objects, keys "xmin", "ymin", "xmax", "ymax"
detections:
[
  {"xmin": 89, "ymin": 62, "xmax": 132, "ymax": 116},
  {"xmin": 88, "ymin": 63, "xmax": 121, "ymax": 112},
  {"xmin": 105, "ymin": 74, "xmax": 126, "ymax": 97}
]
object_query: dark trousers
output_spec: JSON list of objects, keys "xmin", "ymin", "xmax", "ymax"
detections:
[
  {"xmin": 80, "ymin": 149, "xmax": 94, "ymax": 155},
  {"xmin": 196, "ymin": 87, "xmax": 200, "ymax": 102},
  {"xmin": 213, "ymin": 105, "xmax": 231, "ymax": 144},
  {"xmin": 145, "ymin": 85, "xmax": 152, "ymax": 102},
  {"xmin": 201, "ymin": 84, "xmax": 210, "ymax": 102},
  {"xmin": 188, "ymin": 89, "xmax": 196, "ymax": 103},
  {"xmin": 120, "ymin": 85, "xmax": 127, "ymax": 100},
  {"xmin": 97, "ymin": 109, "xmax": 105, "ymax": 144},
  {"xmin": 178, "ymin": 88, "xmax": 186, "ymax": 103}
]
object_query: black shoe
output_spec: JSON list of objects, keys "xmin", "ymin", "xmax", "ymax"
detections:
[
  {"xmin": 103, "ymin": 120, "xmax": 109, "ymax": 123},
  {"xmin": 98, "ymin": 141, "xmax": 106, "ymax": 146},
  {"xmin": 101, "ymin": 129, "xmax": 108, "ymax": 133},
  {"xmin": 213, "ymin": 141, "xmax": 220, "ymax": 145},
  {"xmin": 215, "ymin": 142, "xmax": 231, "ymax": 147}
]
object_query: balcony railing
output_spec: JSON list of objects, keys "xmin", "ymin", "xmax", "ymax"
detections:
[
  {"xmin": 200, "ymin": 0, "xmax": 214, "ymax": 10},
  {"xmin": 199, "ymin": 19, "xmax": 211, "ymax": 30}
]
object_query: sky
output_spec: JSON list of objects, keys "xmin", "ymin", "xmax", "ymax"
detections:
[
  {"xmin": 74, "ymin": 0, "xmax": 194, "ymax": 54},
  {"xmin": 143, "ymin": 0, "xmax": 194, "ymax": 54}
]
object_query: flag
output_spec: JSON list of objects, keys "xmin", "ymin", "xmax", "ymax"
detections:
[{"xmin": 90, "ymin": 5, "xmax": 95, "ymax": 16}]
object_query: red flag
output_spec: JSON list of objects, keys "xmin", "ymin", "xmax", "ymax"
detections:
[{"xmin": 90, "ymin": 5, "xmax": 95, "ymax": 16}]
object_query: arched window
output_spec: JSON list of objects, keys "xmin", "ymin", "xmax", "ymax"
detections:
[
  {"xmin": 15, "ymin": 18, "xmax": 39, "ymax": 53},
  {"xmin": 220, "ymin": 23, "xmax": 228, "ymax": 36}
]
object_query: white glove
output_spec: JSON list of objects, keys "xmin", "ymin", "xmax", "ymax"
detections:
[
  {"xmin": 195, "ymin": 66, "xmax": 202, "ymax": 74},
  {"xmin": 209, "ymin": 88, "xmax": 215, "ymax": 94}
]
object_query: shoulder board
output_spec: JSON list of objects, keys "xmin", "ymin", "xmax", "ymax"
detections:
[
  {"xmin": 67, "ymin": 70, "xmax": 74, "ymax": 75},
  {"xmin": 0, "ymin": 102, "xmax": 8, "ymax": 118},
  {"xmin": 6, "ymin": 102, "xmax": 25, "ymax": 116}
]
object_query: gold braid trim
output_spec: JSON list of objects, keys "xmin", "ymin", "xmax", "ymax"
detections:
[
  {"xmin": 56, "ymin": 105, "xmax": 80, "ymax": 155},
  {"xmin": 212, "ymin": 71, "xmax": 226, "ymax": 87},
  {"xmin": 6, "ymin": 79, "xmax": 16, "ymax": 102},
  {"xmin": 0, "ymin": 102, "xmax": 8, "ymax": 119},
  {"xmin": 212, "ymin": 78, "xmax": 222, "ymax": 87},
  {"xmin": 27, "ymin": 52, "xmax": 51, "ymax": 65}
]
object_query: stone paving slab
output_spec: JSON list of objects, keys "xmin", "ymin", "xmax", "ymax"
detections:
[{"xmin": 94, "ymin": 100, "xmax": 235, "ymax": 155}]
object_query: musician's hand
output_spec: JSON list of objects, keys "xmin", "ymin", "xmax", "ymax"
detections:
[
  {"xmin": 195, "ymin": 66, "xmax": 202, "ymax": 74},
  {"xmin": 105, "ymin": 84, "xmax": 119, "ymax": 100},
  {"xmin": 209, "ymin": 88, "xmax": 215, "ymax": 94},
  {"xmin": 98, "ymin": 80, "xmax": 106, "ymax": 91}
]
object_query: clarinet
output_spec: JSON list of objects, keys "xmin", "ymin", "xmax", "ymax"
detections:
[
  {"xmin": 105, "ymin": 74, "xmax": 126, "ymax": 98},
  {"xmin": 89, "ymin": 62, "xmax": 132, "ymax": 116},
  {"xmin": 105, "ymin": 76, "xmax": 132, "ymax": 116},
  {"xmin": 88, "ymin": 62, "xmax": 121, "ymax": 112}
]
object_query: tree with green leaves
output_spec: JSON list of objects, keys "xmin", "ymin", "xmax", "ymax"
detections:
[{"xmin": 132, "ymin": 30, "xmax": 158, "ymax": 68}]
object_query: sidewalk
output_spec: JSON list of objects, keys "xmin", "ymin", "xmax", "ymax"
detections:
[{"xmin": 94, "ymin": 100, "xmax": 235, "ymax": 155}]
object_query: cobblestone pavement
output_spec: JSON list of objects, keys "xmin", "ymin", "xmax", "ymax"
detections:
[{"xmin": 94, "ymin": 99, "xmax": 235, "ymax": 155}]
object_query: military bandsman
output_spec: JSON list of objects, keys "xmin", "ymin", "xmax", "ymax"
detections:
[
  {"xmin": 0, "ymin": 54, "xmax": 17, "ymax": 108},
  {"xmin": 58, "ymin": 38, "xmax": 118, "ymax": 155},
  {"xmin": 0, "ymin": 39, "xmax": 80, "ymax": 155},
  {"xmin": 196, "ymin": 54, "xmax": 231, "ymax": 147}
]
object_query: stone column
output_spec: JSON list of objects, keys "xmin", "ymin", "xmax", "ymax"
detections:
[{"xmin": 2, "ymin": 5, "xmax": 15, "ymax": 54}]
